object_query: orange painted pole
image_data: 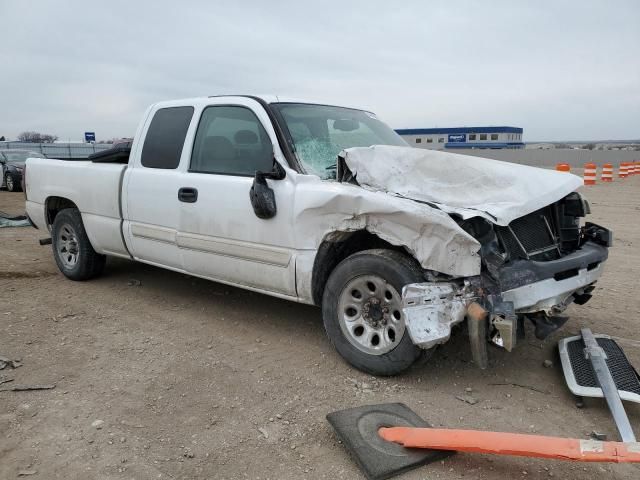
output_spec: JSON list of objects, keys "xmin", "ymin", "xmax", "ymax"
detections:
[{"xmin": 379, "ymin": 427, "xmax": 640, "ymax": 463}]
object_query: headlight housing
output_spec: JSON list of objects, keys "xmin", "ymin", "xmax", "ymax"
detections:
[{"xmin": 562, "ymin": 192, "xmax": 589, "ymax": 217}]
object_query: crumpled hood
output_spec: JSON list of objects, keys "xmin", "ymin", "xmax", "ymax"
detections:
[{"xmin": 342, "ymin": 145, "xmax": 583, "ymax": 226}]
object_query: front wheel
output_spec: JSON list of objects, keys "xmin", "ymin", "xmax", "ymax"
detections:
[
  {"xmin": 51, "ymin": 208, "xmax": 105, "ymax": 281},
  {"xmin": 322, "ymin": 249, "xmax": 427, "ymax": 376}
]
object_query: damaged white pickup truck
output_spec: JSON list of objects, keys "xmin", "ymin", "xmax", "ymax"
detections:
[{"xmin": 24, "ymin": 95, "xmax": 612, "ymax": 375}]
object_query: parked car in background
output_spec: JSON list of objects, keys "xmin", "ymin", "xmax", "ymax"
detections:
[{"xmin": 1, "ymin": 149, "xmax": 45, "ymax": 192}]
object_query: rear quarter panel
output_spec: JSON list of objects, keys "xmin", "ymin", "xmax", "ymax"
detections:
[{"xmin": 25, "ymin": 158, "xmax": 129, "ymax": 257}]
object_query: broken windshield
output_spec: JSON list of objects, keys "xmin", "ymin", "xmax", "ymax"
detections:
[{"xmin": 271, "ymin": 103, "xmax": 407, "ymax": 179}]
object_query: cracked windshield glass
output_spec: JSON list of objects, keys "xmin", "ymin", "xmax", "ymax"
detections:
[{"xmin": 273, "ymin": 103, "xmax": 407, "ymax": 179}]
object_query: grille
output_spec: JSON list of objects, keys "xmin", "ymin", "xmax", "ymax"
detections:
[
  {"xmin": 498, "ymin": 208, "xmax": 560, "ymax": 261},
  {"xmin": 567, "ymin": 337, "xmax": 640, "ymax": 395}
]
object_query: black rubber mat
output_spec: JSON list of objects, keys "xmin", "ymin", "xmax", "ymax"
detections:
[
  {"xmin": 567, "ymin": 337, "xmax": 640, "ymax": 395},
  {"xmin": 327, "ymin": 403, "xmax": 451, "ymax": 480}
]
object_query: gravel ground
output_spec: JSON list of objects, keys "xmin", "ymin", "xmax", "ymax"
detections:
[{"xmin": 1, "ymin": 176, "xmax": 639, "ymax": 479}]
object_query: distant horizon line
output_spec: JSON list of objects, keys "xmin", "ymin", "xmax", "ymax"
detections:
[
  {"xmin": 2, "ymin": 137, "xmax": 639, "ymax": 145},
  {"xmin": 526, "ymin": 139, "xmax": 640, "ymax": 144}
]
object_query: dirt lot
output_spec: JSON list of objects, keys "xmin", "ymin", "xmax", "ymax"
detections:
[{"xmin": 1, "ymin": 176, "xmax": 639, "ymax": 480}]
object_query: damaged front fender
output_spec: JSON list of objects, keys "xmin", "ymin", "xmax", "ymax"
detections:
[{"xmin": 293, "ymin": 175, "xmax": 482, "ymax": 278}]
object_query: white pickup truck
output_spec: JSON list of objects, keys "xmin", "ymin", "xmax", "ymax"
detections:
[{"xmin": 24, "ymin": 95, "xmax": 612, "ymax": 375}]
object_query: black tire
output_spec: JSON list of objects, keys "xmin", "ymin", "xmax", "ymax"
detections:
[
  {"xmin": 322, "ymin": 249, "xmax": 427, "ymax": 376},
  {"xmin": 5, "ymin": 173, "xmax": 20, "ymax": 192},
  {"xmin": 51, "ymin": 208, "xmax": 105, "ymax": 281}
]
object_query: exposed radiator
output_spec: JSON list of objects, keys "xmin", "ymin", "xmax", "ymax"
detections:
[{"xmin": 497, "ymin": 207, "xmax": 560, "ymax": 261}]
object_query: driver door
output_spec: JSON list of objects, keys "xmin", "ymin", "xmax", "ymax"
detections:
[{"xmin": 178, "ymin": 101, "xmax": 297, "ymax": 296}]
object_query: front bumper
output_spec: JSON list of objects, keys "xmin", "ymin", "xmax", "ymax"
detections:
[
  {"xmin": 497, "ymin": 241, "xmax": 608, "ymax": 292},
  {"xmin": 402, "ymin": 240, "xmax": 609, "ymax": 350},
  {"xmin": 402, "ymin": 282, "xmax": 473, "ymax": 350},
  {"xmin": 502, "ymin": 262, "xmax": 604, "ymax": 314},
  {"xmin": 499, "ymin": 241, "xmax": 608, "ymax": 314}
]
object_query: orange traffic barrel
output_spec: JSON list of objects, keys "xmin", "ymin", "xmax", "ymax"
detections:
[
  {"xmin": 583, "ymin": 163, "xmax": 597, "ymax": 185},
  {"xmin": 601, "ymin": 163, "xmax": 613, "ymax": 182},
  {"xmin": 619, "ymin": 163, "xmax": 629, "ymax": 178},
  {"xmin": 556, "ymin": 163, "xmax": 571, "ymax": 172}
]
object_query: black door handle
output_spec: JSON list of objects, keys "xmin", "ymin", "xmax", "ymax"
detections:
[{"xmin": 178, "ymin": 187, "xmax": 198, "ymax": 203}]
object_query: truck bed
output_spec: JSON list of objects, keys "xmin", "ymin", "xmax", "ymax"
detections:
[{"xmin": 25, "ymin": 157, "xmax": 130, "ymax": 257}]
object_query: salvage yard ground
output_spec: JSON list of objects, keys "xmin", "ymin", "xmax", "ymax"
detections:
[{"xmin": 1, "ymin": 177, "xmax": 639, "ymax": 480}]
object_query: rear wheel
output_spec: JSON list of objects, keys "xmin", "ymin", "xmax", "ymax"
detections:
[
  {"xmin": 5, "ymin": 173, "xmax": 20, "ymax": 192},
  {"xmin": 52, "ymin": 208, "xmax": 105, "ymax": 280},
  {"xmin": 322, "ymin": 249, "xmax": 427, "ymax": 376}
]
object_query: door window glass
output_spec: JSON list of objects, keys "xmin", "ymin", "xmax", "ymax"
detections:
[{"xmin": 190, "ymin": 106, "xmax": 273, "ymax": 176}]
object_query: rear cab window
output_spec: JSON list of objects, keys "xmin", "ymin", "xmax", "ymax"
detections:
[{"xmin": 141, "ymin": 106, "xmax": 194, "ymax": 169}]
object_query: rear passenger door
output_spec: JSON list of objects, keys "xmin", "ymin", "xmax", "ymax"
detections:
[
  {"xmin": 124, "ymin": 106, "xmax": 194, "ymax": 270},
  {"xmin": 177, "ymin": 101, "xmax": 297, "ymax": 295}
]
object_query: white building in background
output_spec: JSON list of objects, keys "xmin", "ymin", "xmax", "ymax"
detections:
[{"xmin": 395, "ymin": 126, "xmax": 524, "ymax": 150}]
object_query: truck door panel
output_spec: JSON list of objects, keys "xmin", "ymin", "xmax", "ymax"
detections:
[
  {"xmin": 124, "ymin": 106, "xmax": 194, "ymax": 270},
  {"xmin": 179, "ymin": 104, "xmax": 296, "ymax": 295}
]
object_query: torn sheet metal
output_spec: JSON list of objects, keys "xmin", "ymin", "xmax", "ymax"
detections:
[
  {"xmin": 292, "ymin": 175, "xmax": 482, "ymax": 277},
  {"xmin": 342, "ymin": 146, "xmax": 583, "ymax": 226},
  {"xmin": 401, "ymin": 282, "xmax": 476, "ymax": 349}
]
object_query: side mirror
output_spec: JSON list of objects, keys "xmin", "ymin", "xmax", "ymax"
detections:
[
  {"xmin": 268, "ymin": 160, "xmax": 286, "ymax": 180},
  {"xmin": 250, "ymin": 170, "xmax": 277, "ymax": 219}
]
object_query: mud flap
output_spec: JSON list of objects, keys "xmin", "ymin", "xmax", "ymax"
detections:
[{"xmin": 326, "ymin": 403, "xmax": 451, "ymax": 480}]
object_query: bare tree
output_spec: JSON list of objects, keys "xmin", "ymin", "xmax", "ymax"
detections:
[
  {"xmin": 0, "ymin": 135, "xmax": 5, "ymax": 142},
  {"xmin": 584, "ymin": 143, "xmax": 596, "ymax": 150},
  {"xmin": 17, "ymin": 131, "xmax": 59, "ymax": 143}
]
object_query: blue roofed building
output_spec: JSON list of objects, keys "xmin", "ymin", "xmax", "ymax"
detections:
[{"xmin": 395, "ymin": 126, "xmax": 524, "ymax": 150}]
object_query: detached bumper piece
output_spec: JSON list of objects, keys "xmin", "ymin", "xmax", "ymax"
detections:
[{"xmin": 559, "ymin": 329, "xmax": 640, "ymax": 442}]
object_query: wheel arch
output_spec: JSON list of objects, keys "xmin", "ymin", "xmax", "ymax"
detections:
[
  {"xmin": 45, "ymin": 196, "xmax": 79, "ymax": 227},
  {"xmin": 311, "ymin": 229, "xmax": 418, "ymax": 306}
]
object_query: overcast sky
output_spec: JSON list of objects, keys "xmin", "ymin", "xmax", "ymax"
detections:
[{"xmin": 1, "ymin": 0, "xmax": 638, "ymax": 142}]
